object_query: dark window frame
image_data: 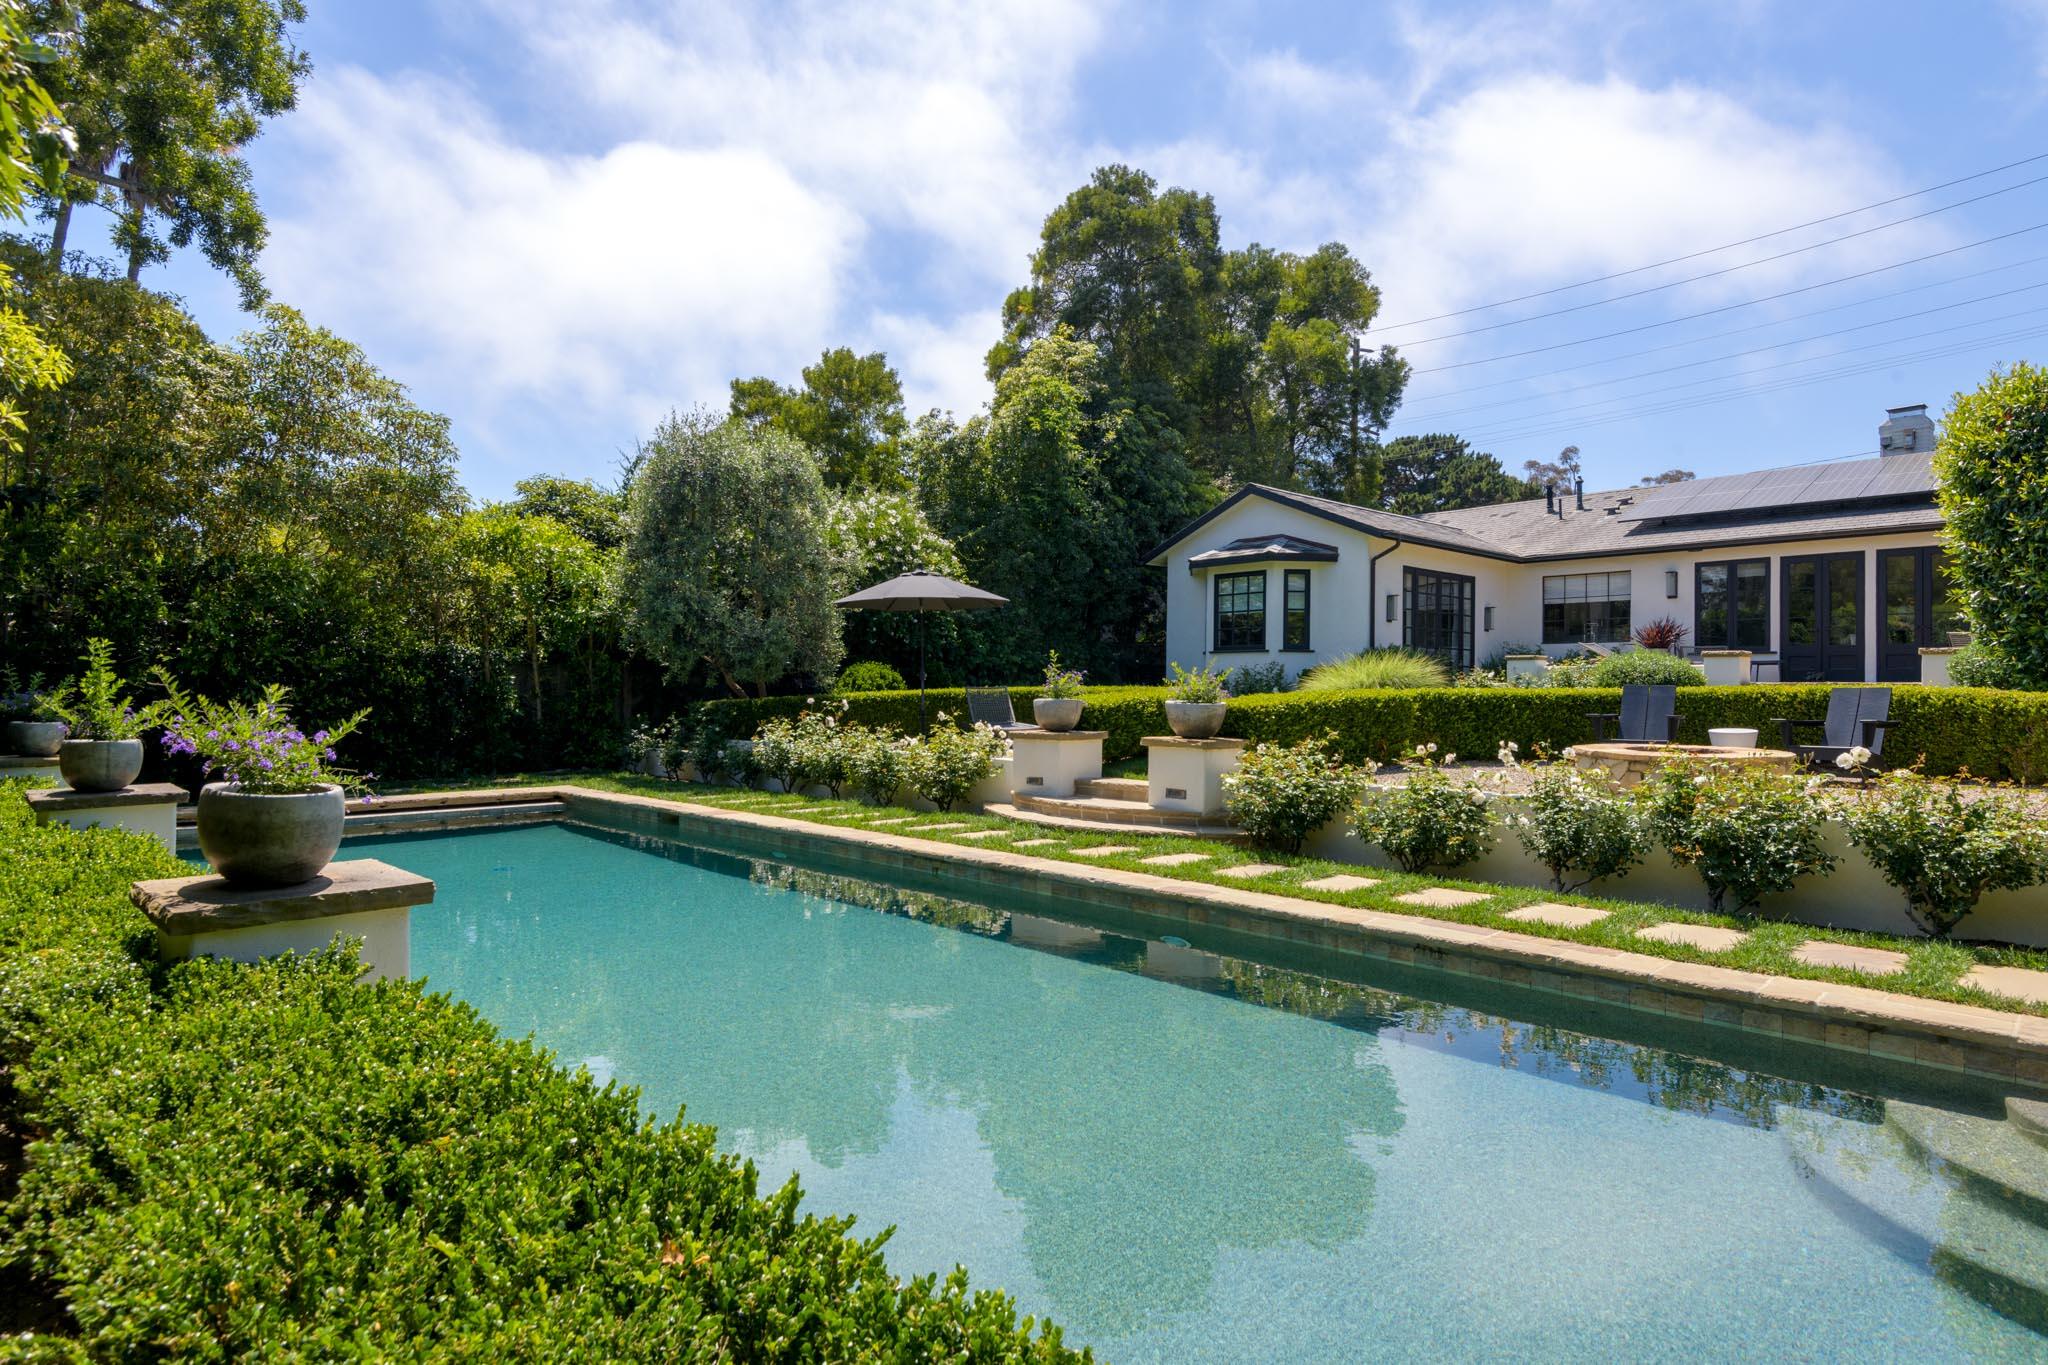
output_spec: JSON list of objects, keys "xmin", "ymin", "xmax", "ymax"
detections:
[
  {"xmin": 1282, "ymin": 569, "xmax": 1312, "ymax": 652},
  {"xmin": 1212, "ymin": 569, "xmax": 1267, "ymax": 653},
  {"xmin": 1694, "ymin": 557, "xmax": 1771, "ymax": 651},
  {"xmin": 1402, "ymin": 566, "xmax": 1476, "ymax": 670},
  {"xmin": 1539, "ymin": 571, "xmax": 1633, "ymax": 645}
]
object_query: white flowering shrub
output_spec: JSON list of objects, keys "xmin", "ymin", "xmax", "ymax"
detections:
[
  {"xmin": 1637, "ymin": 756, "xmax": 1836, "ymax": 913},
  {"xmin": 1500, "ymin": 744, "xmax": 1651, "ymax": 893},
  {"xmin": 1840, "ymin": 769, "xmax": 2048, "ymax": 938},
  {"xmin": 843, "ymin": 726, "xmax": 906, "ymax": 805},
  {"xmin": 900, "ymin": 717, "xmax": 1008, "ymax": 811},
  {"xmin": 1350, "ymin": 743, "xmax": 1495, "ymax": 874},
  {"xmin": 1221, "ymin": 735, "xmax": 1363, "ymax": 854}
]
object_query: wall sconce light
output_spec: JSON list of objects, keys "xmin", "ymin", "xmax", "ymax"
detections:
[
  {"xmin": 1385, "ymin": 593, "xmax": 1398, "ymax": 623},
  {"xmin": 1483, "ymin": 604, "xmax": 1494, "ymax": 632},
  {"xmin": 1665, "ymin": 569, "xmax": 1679, "ymax": 598}
]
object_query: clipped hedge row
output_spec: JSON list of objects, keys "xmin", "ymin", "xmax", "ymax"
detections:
[
  {"xmin": 708, "ymin": 684, "xmax": 2048, "ymax": 779},
  {"xmin": 0, "ymin": 788, "xmax": 1082, "ymax": 1360}
]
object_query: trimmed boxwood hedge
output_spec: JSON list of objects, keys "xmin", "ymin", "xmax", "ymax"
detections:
[
  {"xmin": 0, "ymin": 787, "xmax": 1083, "ymax": 1360},
  {"xmin": 704, "ymin": 684, "xmax": 2048, "ymax": 779}
]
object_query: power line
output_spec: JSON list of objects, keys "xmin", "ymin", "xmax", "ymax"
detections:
[
  {"xmin": 1376, "ymin": 148, "xmax": 2048, "ymax": 329},
  {"xmin": 1411, "ymin": 219, "xmax": 2048, "ymax": 375},
  {"xmin": 1394, "ymin": 171, "xmax": 2048, "ymax": 347},
  {"xmin": 1402, "ymin": 283, "xmax": 2048, "ymax": 425}
]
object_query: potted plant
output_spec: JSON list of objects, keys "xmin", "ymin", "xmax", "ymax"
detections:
[
  {"xmin": 1163, "ymin": 662, "xmax": 1229, "ymax": 739},
  {"xmin": 157, "ymin": 675, "xmax": 370, "ymax": 888},
  {"xmin": 1033, "ymin": 650, "xmax": 1086, "ymax": 731},
  {"xmin": 1, "ymin": 669, "xmax": 63, "ymax": 757},
  {"xmin": 39, "ymin": 639, "xmax": 167, "ymax": 792}
]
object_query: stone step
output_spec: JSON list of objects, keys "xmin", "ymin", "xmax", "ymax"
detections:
[
  {"xmin": 2010, "ymin": 1098, "xmax": 2048, "ymax": 1148},
  {"xmin": 980, "ymin": 800, "xmax": 1241, "ymax": 840},
  {"xmin": 1887, "ymin": 1101, "xmax": 2048, "ymax": 1228},
  {"xmin": 1779, "ymin": 1105, "xmax": 2048, "ymax": 1332},
  {"xmin": 1075, "ymin": 776, "xmax": 1149, "ymax": 801}
]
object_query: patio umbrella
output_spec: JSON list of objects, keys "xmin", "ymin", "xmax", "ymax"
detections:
[{"xmin": 833, "ymin": 570, "xmax": 1009, "ymax": 729}]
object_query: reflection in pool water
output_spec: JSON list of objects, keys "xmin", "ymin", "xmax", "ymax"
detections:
[{"xmin": 384, "ymin": 821, "xmax": 2046, "ymax": 1362}]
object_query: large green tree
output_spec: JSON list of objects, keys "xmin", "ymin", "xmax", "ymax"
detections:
[
  {"xmin": 730, "ymin": 346, "xmax": 908, "ymax": 490},
  {"xmin": 33, "ymin": 0, "xmax": 309, "ymax": 301},
  {"xmin": 621, "ymin": 411, "xmax": 843, "ymax": 697},
  {"xmin": 1936, "ymin": 362, "xmax": 2048, "ymax": 687},
  {"xmin": 510, "ymin": 474, "xmax": 626, "ymax": 550},
  {"xmin": 1377, "ymin": 433, "xmax": 1530, "ymax": 515}
]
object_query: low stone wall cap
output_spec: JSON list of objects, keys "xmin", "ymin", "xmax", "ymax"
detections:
[
  {"xmin": 1009, "ymin": 728, "xmax": 1109, "ymax": 741},
  {"xmin": 1698, "ymin": 649, "xmax": 1754, "ymax": 657},
  {"xmin": 130, "ymin": 857, "xmax": 435, "ymax": 933},
  {"xmin": 27, "ymin": 782, "xmax": 188, "ymax": 813},
  {"xmin": 1918, "ymin": 646, "xmax": 1963, "ymax": 655},
  {"xmin": 0, "ymin": 753, "xmax": 59, "ymax": 767},
  {"xmin": 1140, "ymin": 735, "xmax": 1246, "ymax": 750}
]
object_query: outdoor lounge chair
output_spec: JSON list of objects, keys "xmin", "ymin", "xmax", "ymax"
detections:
[
  {"xmin": 1585, "ymin": 684, "xmax": 1684, "ymax": 743},
  {"xmin": 1775, "ymin": 687, "xmax": 1894, "ymax": 769},
  {"xmin": 964, "ymin": 687, "xmax": 1033, "ymax": 731}
]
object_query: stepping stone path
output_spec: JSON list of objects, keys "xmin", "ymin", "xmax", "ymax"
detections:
[
  {"xmin": 954, "ymin": 829, "xmax": 1010, "ymax": 841},
  {"xmin": 1073, "ymin": 845, "xmax": 1138, "ymax": 858},
  {"xmin": 912, "ymin": 823, "xmax": 971, "ymax": 832},
  {"xmin": 867, "ymin": 816, "xmax": 919, "ymax": 826},
  {"xmin": 1012, "ymin": 838, "xmax": 1062, "ymax": 848},
  {"xmin": 1215, "ymin": 863, "xmax": 1289, "ymax": 880},
  {"xmin": 1793, "ymin": 941, "xmax": 1909, "ymax": 974},
  {"xmin": 1963, "ymin": 964, "xmax": 2048, "ymax": 1006},
  {"xmin": 1140, "ymin": 852, "xmax": 1213, "ymax": 867},
  {"xmin": 1636, "ymin": 922, "xmax": 1748, "ymax": 952},
  {"xmin": 1505, "ymin": 903, "xmax": 1611, "ymax": 929},
  {"xmin": 1303, "ymin": 874, "xmax": 1382, "ymax": 894},
  {"xmin": 1395, "ymin": 887, "xmax": 1492, "ymax": 909}
]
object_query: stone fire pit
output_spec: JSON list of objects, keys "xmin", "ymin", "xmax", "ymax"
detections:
[{"xmin": 1572, "ymin": 742, "xmax": 1795, "ymax": 787}]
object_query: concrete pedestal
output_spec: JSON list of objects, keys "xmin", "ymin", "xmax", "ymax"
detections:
[
  {"xmin": 27, "ymin": 782, "xmax": 183, "ymax": 855},
  {"xmin": 129, "ymin": 858, "xmax": 433, "ymax": 982},
  {"xmin": 0, "ymin": 753, "xmax": 63, "ymax": 787},
  {"xmin": 1008, "ymin": 728, "xmax": 1106, "ymax": 799},
  {"xmin": 1141, "ymin": 735, "xmax": 1245, "ymax": 815},
  {"xmin": 1504, "ymin": 654, "xmax": 1549, "ymax": 682},
  {"xmin": 1700, "ymin": 650, "xmax": 1752, "ymax": 685},
  {"xmin": 1919, "ymin": 646, "xmax": 1960, "ymax": 687}
]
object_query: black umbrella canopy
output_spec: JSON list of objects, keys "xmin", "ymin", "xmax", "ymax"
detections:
[{"xmin": 833, "ymin": 570, "xmax": 1008, "ymax": 613}]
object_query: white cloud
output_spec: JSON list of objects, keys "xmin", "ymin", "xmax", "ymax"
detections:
[{"xmin": 866, "ymin": 306, "xmax": 1002, "ymax": 421}]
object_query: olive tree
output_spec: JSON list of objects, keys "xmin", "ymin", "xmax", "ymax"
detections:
[
  {"xmin": 620, "ymin": 410, "xmax": 843, "ymax": 697},
  {"xmin": 1936, "ymin": 363, "xmax": 2048, "ymax": 688}
]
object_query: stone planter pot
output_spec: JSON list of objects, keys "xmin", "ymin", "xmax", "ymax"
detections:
[
  {"xmin": 1163, "ymin": 699, "xmax": 1227, "ymax": 740},
  {"xmin": 1032, "ymin": 697, "xmax": 1084, "ymax": 732},
  {"xmin": 6, "ymin": 719, "xmax": 66, "ymax": 757},
  {"xmin": 58, "ymin": 737, "xmax": 143, "ymax": 793},
  {"xmin": 197, "ymin": 782, "xmax": 345, "ymax": 888}
]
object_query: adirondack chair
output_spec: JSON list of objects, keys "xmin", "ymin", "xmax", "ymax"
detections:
[
  {"xmin": 1585, "ymin": 684, "xmax": 1684, "ymax": 743},
  {"xmin": 964, "ymin": 687, "xmax": 1032, "ymax": 730},
  {"xmin": 1775, "ymin": 687, "xmax": 1895, "ymax": 769}
]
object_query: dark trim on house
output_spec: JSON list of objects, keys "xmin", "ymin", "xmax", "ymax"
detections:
[
  {"xmin": 1142, "ymin": 484, "xmax": 1518, "ymax": 566},
  {"xmin": 1282, "ymin": 568, "xmax": 1312, "ymax": 652}
]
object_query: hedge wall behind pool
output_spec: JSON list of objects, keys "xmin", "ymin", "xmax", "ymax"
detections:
[{"xmin": 702, "ymin": 684, "xmax": 2048, "ymax": 780}]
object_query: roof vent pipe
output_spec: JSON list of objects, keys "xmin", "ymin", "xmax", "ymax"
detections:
[
  {"xmin": 1544, "ymin": 483, "xmax": 1555, "ymax": 514},
  {"xmin": 1574, "ymin": 476, "xmax": 1585, "ymax": 511}
]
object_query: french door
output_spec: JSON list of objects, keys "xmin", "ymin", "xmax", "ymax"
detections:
[
  {"xmin": 1403, "ymin": 567, "xmax": 1475, "ymax": 671},
  {"xmin": 1877, "ymin": 547, "xmax": 1964, "ymax": 681},
  {"xmin": 1780, "ymin": 552, "xmax": 1865, "ymax": 682}
]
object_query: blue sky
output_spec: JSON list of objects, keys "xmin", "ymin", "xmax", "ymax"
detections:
[{"xmin": 55, "ymin": 0, "xmax": 2048, "ymax": 500}]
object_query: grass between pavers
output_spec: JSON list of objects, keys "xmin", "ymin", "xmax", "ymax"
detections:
[{"xmin": 394, "ymin": 770, "xmax": 2048, "ymax": 1019}]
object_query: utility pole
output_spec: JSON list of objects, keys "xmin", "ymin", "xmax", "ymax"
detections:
[{"xmin": 1348, "ymin": 335, "xmax": 1361, "ymax": 495}]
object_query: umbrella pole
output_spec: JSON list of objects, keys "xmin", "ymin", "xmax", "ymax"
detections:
[{"xmin": 919, "ymin": 612, "xmax": 928, "ymax": 732}]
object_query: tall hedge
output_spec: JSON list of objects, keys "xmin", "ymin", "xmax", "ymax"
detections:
[
  {"xmin": 0, "ymin": 789, "xmax": 1082, "ymax": 1359},
  {"xmin": 1938, "ymin": 363, "xmax": 2048, "ymax": 687},
  {"xmin": 702, "ymin": 684, "xmax": 2048, "ymax": 780}
]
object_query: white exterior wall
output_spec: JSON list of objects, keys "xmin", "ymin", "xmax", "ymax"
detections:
[{"xmin": 1159, "ymin": 492, "xmax": 1947, "ymax": 682}]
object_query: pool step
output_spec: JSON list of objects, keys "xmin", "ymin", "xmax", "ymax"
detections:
[
  {"xmin": 1074, "ymin": 776, "xmax": 1149, "ymax": 801},
  {"xmin": 1780, "ymin": 1105, "xmax": 2048, "ymax": 1332},
  {"xmin": 1887, "ymin": 1101, "xmax": 2048, "ymax": 1228}
]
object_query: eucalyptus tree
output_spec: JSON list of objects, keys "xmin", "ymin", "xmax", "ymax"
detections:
[{"xmin": 33, "ymin": 0, "xmax": 309, "ymax": 303}]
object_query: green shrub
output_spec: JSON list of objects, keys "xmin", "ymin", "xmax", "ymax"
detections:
[
  {"xmin": 900, "ymin": 720, "xmax": 1007, "ymax": 811},
  {"xmin": 1300, "ymin": 648, "xmax": 1448, "ymax": 691},
  {"xmin": 1165, "ymin": 661, "xmax": 1227, "ymax": 703},
  {"xmin": 1225, "ymin": 659, "xmax": 1291, "ymax": 695},
  {"xmin": 1584, "ymin": 650, "xmax": 1705, "ymax": 688},
  {"xmin": 1221, "ymin": 735, "xmax": 1364, "ymax": 854},
  {"xmin": 1938, "ymin": 363, "xmax": 2048, "ymax": 686},
  {"xmin": 1840, "ymin": 769, "xmax": 2048, "ymax": 938},
  {"xmin": 0, "ymin": 788, "xmax": 1082, "ymax": 1360},
  {"xmin": 835, "ymin": 660, "xmax": 907, "ymax": 693},
  {"xmin": 1948, "ymin": 641, "xmax": 2035, "ymax": 690},
  {"xmin": 1637, "ymin": 756, "xmax": 1836, "ymax": 913},
  {"xmin": 843, "ymin": 726, "xmax": 906, "ymax": 804},
  {"xmin": 1351, "ymin": 745, "xmax": 1495, "ymax": 873},
  {"xmin": 1041, "ymin": 650, "xmax": 1085, "ymax": 700},
  {"xmin": 1500, "ymin": 746, "xmax": 1650, "ymax": 892},
  {"xmin": 751, "ymin": 714, "xmax": 803, "ymax": 792},
  {"xmin": 40, "ymin": 637, "xmax": 167, "ymax": 740}
]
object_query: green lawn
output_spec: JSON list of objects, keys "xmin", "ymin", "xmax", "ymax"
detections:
[{"xmin": 391, "ymin": 770, "xmax": 2048, "ymax": 1018}]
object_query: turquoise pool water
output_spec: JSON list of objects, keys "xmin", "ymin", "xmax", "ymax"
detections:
[{"xmin": 366, "ymin": 821, "xmax": 2046, "ymax": 1361}]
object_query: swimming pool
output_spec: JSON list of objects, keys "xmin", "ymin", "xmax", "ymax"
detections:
[{"xmin": 361, "ymin": 820, "xmax": 2046, "ymax": 1361}]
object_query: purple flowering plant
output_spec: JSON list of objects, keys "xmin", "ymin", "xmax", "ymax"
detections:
[{"xmin": 155, "ymin": 673, "xmax": 372, "ymax": 795}]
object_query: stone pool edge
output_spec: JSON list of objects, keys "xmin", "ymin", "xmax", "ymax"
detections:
[{"xmin": 390, "ymin": 785, "xmax": 2048, "ymax": 1090}]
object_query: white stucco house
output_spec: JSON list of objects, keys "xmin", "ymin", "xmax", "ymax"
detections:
[{"xmin": 1146, "ymin": 406, "xmax": 1962, "ymax": 684}]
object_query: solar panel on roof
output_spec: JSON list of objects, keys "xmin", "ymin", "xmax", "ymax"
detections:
[{"xmin": 1615, "ymin": 453, "xmax": 1935, "ymax": 523}]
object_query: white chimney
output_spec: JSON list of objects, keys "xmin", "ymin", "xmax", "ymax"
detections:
[{"xmin": 1878, "ymin": 404, "xmax": 1935, "ymax": 456}]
